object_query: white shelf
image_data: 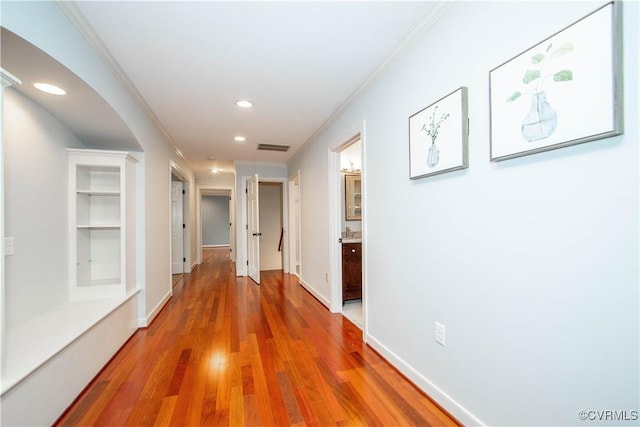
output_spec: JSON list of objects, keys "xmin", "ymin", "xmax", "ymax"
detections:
[
  {"xmin": 76, "ymin": 190, "xmax": 121, "ymax": 196},
  {"xmin": 68, "ymin": 149, "xmax": 138, "ymax": 299}
]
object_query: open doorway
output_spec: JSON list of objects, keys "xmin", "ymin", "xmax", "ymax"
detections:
[
  {"xmin": 244, "ymin": 175, "xmax": 289, "ymax": 285},
  {"xmin": 259, "ymin": 182, "xmax": 284, "ymax": 272},
  {"xmin": 197, "ymin": 183, "xmax": 235, "ymax": 266},
  {"xmin": 170, "ymin": 165, "xmax": 190, "ymax": 288},
  {"xmin": 329, "ymin": 130, "xmax": 365, "ymax": 333},
  {"xmin": 201, "ymin": 191, "xmax": 231, "ymax": 250},
  {"xmin": 339, "ymin": 140, "xmax": 363, "ymax": 328}
]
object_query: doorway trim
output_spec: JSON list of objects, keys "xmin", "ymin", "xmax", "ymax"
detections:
[
  {"xmin": 288, "ymin": 170, "xmax": 301, "ymax": 279},
  {"xmin": 196, "ymin": 185, "xmax": 235, "ymax": 264},
  {"xmin": 240, "ymin": 176, "xmax": 289, "ymax": 277},
  {"xmin": 169, "ymin": 161, "xmax": 191, "ymax": 280},
  {"xmin": 328, "ymin": 121, "xmax": 367, "ymax": 338}
]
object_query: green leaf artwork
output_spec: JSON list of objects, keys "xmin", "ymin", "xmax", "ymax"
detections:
[
  {"xmin": 505, "ymin": 40, "xmax": 575, "ymax": 142},
  {"xmin": 506, "ymin": 42, "xmax": 575, "ymax": 102}
]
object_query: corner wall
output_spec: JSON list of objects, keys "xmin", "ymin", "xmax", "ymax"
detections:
[{"xmin": 287, "ymin": 1, "xmax": 639, "ymax": 425}]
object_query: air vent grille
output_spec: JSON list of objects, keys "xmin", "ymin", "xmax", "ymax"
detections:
[{"xmin": 257, "ymin": 143, "xmax": 290, "ymax": 152}]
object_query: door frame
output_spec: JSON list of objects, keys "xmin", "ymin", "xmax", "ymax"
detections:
[
  {"xmin": 169, "ymin": 161, "xmax": 191, "ymax": 278},
  {"xmin": 328, "ymin": 121, "xmax": 367, "ymax": 338},
  {"xmin": 240, "ymin": 175, "xmax": 289, "ymax": 277},
  {"xmin": 171, "ymin": 180, "xmax": 185, "ymax": 274},
  {"xmin": 288, "ymin": 171, "xmax": 301, "ymax": 278},
  {"xmin": 196, "ymin": 185, "xmax": 235, "ymax": 264}
]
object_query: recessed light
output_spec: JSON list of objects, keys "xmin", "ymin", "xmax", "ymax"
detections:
[
  {"xmin": 236, "ymin": 100, "xmax": 253, "ymax": 108},
  {"xmin": 211, "ymin": 167, "xmax": 219, "ymax": 174},
  {"xmin": 34, "ymin": 82, "xmax": 66, "ymax": 95},
  {"xmin": 234, "ymin": 136, "xmax": 246, "ymax": 142}
]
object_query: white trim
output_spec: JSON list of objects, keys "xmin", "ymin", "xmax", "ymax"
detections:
[
  {"xmin": 365, "ymin": 333, "xmax": 486, "ymax": 427},
  {"xmin": 239, "ymin": 176, "xmax": 289, "ymax": 276},
  {"xmin": 328, "ymin": 150, "xmax": 342, "ymax": 313},
  {"xmin": 58, "ymin": 2, "xmax": 187, "ymax": 162},
  {"xmin": 299, "ymin": 278, "xmax": 331, "ymax": 309},
  {"xmin": 139, "ymin": 289, "xmax": 171, "ymax": 328},
  {"xmin": 170, "ymin": 162, "xmax": 191, "ymax": 278},
  {"xmin": 288, "ymin": 171, "xmax": 301, "ymax": 280},
  {"xmin": 328, "ymin": 122, "xmax": 366, "ymax": 321},
  {"xmin": 202, "ymin": 244, "xmax": 230, "ymax": 248},
  {"xmin": 197, "ymin": 185, "xmax": 234, "ymax": 264},
  {"xmin": 1, "ymin": 67, "xmax": 22, "ymax": 87}
]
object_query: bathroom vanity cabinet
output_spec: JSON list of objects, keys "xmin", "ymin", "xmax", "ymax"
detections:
[{"xmin": 342, "ymin": 242, "xmax": 362, "ymax": 302}]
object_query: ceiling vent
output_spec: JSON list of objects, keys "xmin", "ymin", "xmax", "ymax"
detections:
[{"xmin": 257, "ymin": 143, "xmax": 290, "ymax": 152}]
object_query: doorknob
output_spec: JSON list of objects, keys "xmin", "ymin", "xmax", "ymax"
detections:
[{"xmin": 252, "ymin": 232, "xmax": 262, "ymax": 236}]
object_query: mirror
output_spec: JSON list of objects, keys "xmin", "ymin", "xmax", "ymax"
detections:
[{"xmin": 345, "ymin": 174, "xmax": 362, "ymax": 221}]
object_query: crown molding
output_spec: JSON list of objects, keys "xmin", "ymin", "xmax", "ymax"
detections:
[
  {"xmin": 288, "ymin": 1, "xmax": 455, "ymax": 164},
  {"xmin": 56, "ymin": 1, "xmax": 187, "ymax": 163}
]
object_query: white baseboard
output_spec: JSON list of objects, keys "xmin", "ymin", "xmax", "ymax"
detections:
[
  {"xmin": 138, "ymin": 290, "xmax": 171, "ymax": 327},
  {"xmin": 365, "ymin": 333, "xmax": 485, "ymax": 426},
  {"xmin": 299, "ymin": 277, "xmax": 330, "ymax": 309},
  {"xmin": 202, "ymin": 244, "xmax": 230, "ymax": 248}
]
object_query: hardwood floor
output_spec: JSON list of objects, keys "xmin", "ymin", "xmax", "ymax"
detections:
[{"xmin": 55, "ymin": 248, "xmax": 458, "ymax": 426}]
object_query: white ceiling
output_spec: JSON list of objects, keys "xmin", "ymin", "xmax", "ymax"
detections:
[
  {"xmin": 1, "ymin": 28, "xmax": 141, "ymax": 151},
  {"xmin": 10, "ymin": 1, "xmax": 443, "ymax": 177}
]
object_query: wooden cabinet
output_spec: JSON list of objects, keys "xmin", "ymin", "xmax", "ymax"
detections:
[
  {"xmin": 344, "ymin": 174, "xmax": 361, "ymax": 221},
  {"xmin": 68, "ymin": 149, "xmax": 138, "ymax": 300},
  {"xmin": 342, "ymin": 242, "xmax": 362, "ymax": 302}
]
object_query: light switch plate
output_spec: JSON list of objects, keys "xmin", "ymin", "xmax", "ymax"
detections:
[{"xmin": 4, "ymin": 237, "xmax": 15, "ymax": 256}]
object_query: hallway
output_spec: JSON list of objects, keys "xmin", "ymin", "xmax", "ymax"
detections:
[{"xmin": 56, "ymin": 248, "xmax": 457, "ymax": 426}]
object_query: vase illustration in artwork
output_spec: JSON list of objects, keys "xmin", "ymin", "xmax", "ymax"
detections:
[
  {"xmin": 506, "ymin": 41, "xmax": 574, "ymax": 142},
  {"xmin": 427, "ymin": 142, "xmax": 439, "ymax": 168},
  {"xmin": 422, "ymin": 106, "xmax": 449, "ymax": 168},
  {"xmin": 521, "ymin": 91, "xmax": 558, "ymax": 141}
]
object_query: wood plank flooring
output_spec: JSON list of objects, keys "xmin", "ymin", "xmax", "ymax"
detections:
[{"xmin": 55, "ymin": 248, "xmax": 458, "ymax": 426}]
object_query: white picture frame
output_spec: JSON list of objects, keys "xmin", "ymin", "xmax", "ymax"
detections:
[
  {"xmin": 490, "ymin": 1, "xmax": 623, "ymax": 162},
  {"xmin": 409, "ymin": 87, "xmax": 469, "ymax": 179}
]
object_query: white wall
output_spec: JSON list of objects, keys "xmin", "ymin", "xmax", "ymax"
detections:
[
  {"xmin": 259, "ymin": 182, "xmax": 283, "ymax": 271},
  {"xmin": 288, "ymin": 2, "xmax": 639, "ymax": 425},
  {"xmin": 3, "ymin": 89, "xmax": 86, "ymax": 327},
  {"xmin": 202, "ymin": 195, "xmax": 230, "ymax": 246}
]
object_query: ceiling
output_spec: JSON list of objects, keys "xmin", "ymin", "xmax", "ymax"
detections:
[
  {"xmin": 1, "ymin": 28, "xmax": 141, "ymax": 152},
  {"xmin": 6, "ymin": 1, "xmax": 441, "ymax": 177}
]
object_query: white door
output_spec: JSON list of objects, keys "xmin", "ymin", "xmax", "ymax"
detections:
[
  {"xmin": 247, "ymin": 174, "xmax": 261, "ymax": 284},
  {"xmin": 171, "ymin": 181, "xmax": 184, "ymax": 274}
]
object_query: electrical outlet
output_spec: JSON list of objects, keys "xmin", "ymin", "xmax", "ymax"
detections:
[{"xmin": 435, "ymin": 322, "xmax": 446, "ymax": 346}]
